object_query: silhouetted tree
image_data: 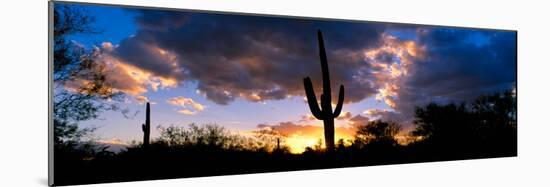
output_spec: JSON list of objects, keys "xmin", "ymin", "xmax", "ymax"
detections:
[
  {"xmin": 352, "ymin": 120, "xmax": 402, "ymax": 160},
  {"xmin": 410, "ymin": 102, "xmax": 476, "ymax": 158},
  {"xmin": 472, "ymin": 90, "xmax": 516, "ymax": 127},
  {"xmin": 412, "ymin": 103, "xmax": 473, "ymax": 141},
  {"xmin": 53, "ymin": 4, "xmax": 98, "ymax": 79},
  {"xmin": 52, "ymin": 8, "xmax": 124, "ymax": 183},
  {"xmin": 471, "ymin": 90, "xmax": 517, "ymax": 156},
  {"xmin": 355, "ymin": 120, "xmax": 401, "ymax": 145},
  {"xmin": 303, "ymin": 30, "xmax": 345, "ymax": 151},
  {"xmin": 53, "ymin": 5, "xmax": 123, "ymax": 148},
  {"xmin": 410, "ymin": 90, "xmax": 517, "ymax": 158}
]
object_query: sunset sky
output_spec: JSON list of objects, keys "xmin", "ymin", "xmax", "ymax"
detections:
[{"xmin": 56, "ymin": 3, "xmax": 516, "ymax": 153}]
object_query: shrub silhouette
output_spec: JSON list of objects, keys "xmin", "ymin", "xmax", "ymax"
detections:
[
  {"xmin": 409, "ymin": 90, "xmax": 517, "ymax": 159},
  {"xmin": 156, "ymin": 123, "xmax": 278, "ymax": 152},
  {"xmin": 471, "ymin": 90, "xmax": 517, "ymax": 156},
  {"xmin": 350, "ymin": 120, "xmax": 402, "ymax": 162},
  {"xmin": 412, "ymin": 103, "xmax": 473, "ymax": 140},
  {"xmin": 410, "ymin": 103, "xmax": 478, "ymax": 159},
  {"xmin": 354, "ymin": 120, "xmax": 401, "ymax": 147},
  {"xmin": 157, "ymin": 124, "xmax": 232, "ymax": 148},
  {"xmin": 303, "ymin": 30, "xmax": 345, "ymax": 151}
]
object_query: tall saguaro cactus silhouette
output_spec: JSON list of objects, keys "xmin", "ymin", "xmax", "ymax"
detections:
[
  {"xmin": 303, "ymin": 30, "xmax": 345, "ymax": 151},
  {"xmin": 142, "ymin": 102, "xmax": 151, "ymax": 148}
]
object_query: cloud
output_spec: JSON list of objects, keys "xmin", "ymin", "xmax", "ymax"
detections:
[
  {"xmin": 100, "ymin": 43, "xmax": 178, "ymax": 100},
  {"xmin": 300, "ymin": 111, "xmax": 352, "ymax": 123},
  {"xmin": 132, "ymin": 9, "xmax": 188, "ymax": 31},
  {"xmin": 407, "ymin": 28, "xmax": 516, "ymax": 102},
  {"xmin": 108, "ymin": 10, "xmax": 388, "ymax": 105},
  {"xmin": 348, "ymin": 114, "xmax": 370, "ymax": 127},
  {"xmin": 177, "ymin": 109, "xmax": 196, "ymax": 115},
  {"xmin": 299, "ymin": 114, "xmax": 317, "ymax": 122},
  {"xmin": 167, "ymin": 96, "xmax": 206, "ymax": 115},
  {"xmin": 134, "ymin": 95, "xmax": 149, "ymax": 104},
  {"xmin": 362, "ymin": 33, "xmax": 426, "ymax": 109},
  {"xmin": 336, "ymin": 111, "xmax": 353, "ymax": 120},
  {"xmin": 111, "ymin": 36, "xmax": 182, "ymax": 80},
  {"xmin": 258, "ymin": 121, "xmax": 356, "ymax": 139},
  {"xmin": 62, "ymin": 42, "xmax": 178, "ymax": 104}
]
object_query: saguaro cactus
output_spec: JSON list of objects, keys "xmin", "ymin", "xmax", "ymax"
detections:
[
  {"xmin": 142, "ymin": 102, "xmax": 151, "ymax": 148},
  {"xmin": 303, "ymin": 30, "xmax": 345, "ymax": 151}
]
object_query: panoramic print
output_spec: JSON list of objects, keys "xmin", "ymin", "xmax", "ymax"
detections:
[{"xmin": 51, "ymin": 2, "xmax": 517, "ymax": 186}]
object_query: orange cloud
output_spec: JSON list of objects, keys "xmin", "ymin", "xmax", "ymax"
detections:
[
  {"xmin": 167, "ymin": 96, "xmax": 206, "ymax": 115},
  {"xmin": 63, "ymin": 42, "xmax": 179, "ymax": 105},
  {"xmin": 177, "ymin": 109, "xmax": 197, "ymax": 115},
  {"xmin": 102, "ymin": 53, "xmax": 178, "ymax": 94},
  {"xmin": 135, "ymin": 95, "xmax": 149, "ymax": 104}
]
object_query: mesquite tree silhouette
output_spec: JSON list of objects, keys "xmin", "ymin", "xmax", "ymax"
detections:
[
  {"xmin": 303, "ymin": 30, "xmax": 345, "ymax": 151},
  {"xmin": 142, "ymin": 102, "xmax": 151, "ymax": 148}
]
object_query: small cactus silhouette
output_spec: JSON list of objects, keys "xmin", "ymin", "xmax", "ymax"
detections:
[
  {"xmin": 276, "ymin": 138, "xmax": 280, "ymax": 150},
  {"xmin": 303, "ymin": 30, "xmax": 345, "ymax": 151},
  {"xmin": 141, "ymin": 102, "xmax": 151, "ymax": 148}
]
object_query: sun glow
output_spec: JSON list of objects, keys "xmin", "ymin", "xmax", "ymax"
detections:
[
  {"xmin": 286, "ymin": 135, "xmax": 319, "ymax": 153},
  {"xmin": 284, "ymin": 131, "xmax": 353, "ymax": 154}
]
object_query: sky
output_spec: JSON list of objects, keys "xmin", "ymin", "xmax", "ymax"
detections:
[{"xmin": 55, "ymin": 2, "xmax": 517, "ymax": 153}]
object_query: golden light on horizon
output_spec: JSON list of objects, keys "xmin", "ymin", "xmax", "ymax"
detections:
[
  {"xmin": 285, "ymin": 130, "xmax": 354, "ymax": 154},
  {"xmin": 286, "ymin": 135, "xmax": 318, "ymax": 154}
]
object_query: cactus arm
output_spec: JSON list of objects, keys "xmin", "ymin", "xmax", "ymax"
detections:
[
  {"xmin": 332, "ymin": 85, "xmax": 345, "ymax": 118},
  {"xmin": 142, "ymin": 124, "xmax": 146, "ymax": 132},
  {"xmin": 303, "ymin": 77, "xmax": 324, "ymax": 120}
]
